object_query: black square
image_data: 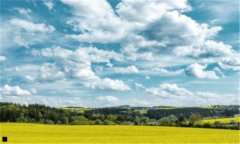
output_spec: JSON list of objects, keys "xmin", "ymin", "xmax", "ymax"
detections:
[{"xmin": 2, "ymin": 136, "xmax": 7, "ymax": 142}]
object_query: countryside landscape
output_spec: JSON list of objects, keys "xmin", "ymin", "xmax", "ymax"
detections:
[
  {"xmin": 0, "ymin": 0, "xmax": 239, "ymax": 143},
  {"xmin": 1, "ymin": 103, "xmax": 240, "ymax": 143}
]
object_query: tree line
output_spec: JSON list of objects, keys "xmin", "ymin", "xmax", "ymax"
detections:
[{"xmin": 0, "ymin": 103, "xmax": 239, "ymax": 129}]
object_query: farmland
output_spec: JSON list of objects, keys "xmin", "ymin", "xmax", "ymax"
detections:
[
  {"xmin": 1, "ymin": 123, "xmax": 239, "ymax": 143},
  {"xmin": 203, "ymin": 117, "xmax": 240, "ymax": 124}
]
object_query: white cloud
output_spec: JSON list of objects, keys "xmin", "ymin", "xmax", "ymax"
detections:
[
  {"xmin": 24, "ymin": 75, "xmax": 36, "ymax": 82},
  {"xmin": 32, "ymin": 46, "xmax": 72, "ymax": 58},
  {"xmin": 1, "ymin": 19, "xmax": 56, "ymax": 49},
  {"xmin": 135, "ymin": 83, "xmax": 145, "ymax": 89},
  {"xmin": 13, "ymin": 35, "xmax": 28, "ymax": 47},
  {"xmin": 115, "ymin": 0, "xmax": 235, "ymax": 73},
  {"xmin": 9, "ymin": 18, "xmax": 55, "ymax": 33},
  {"xmin": 33, "ymin": 46, "xmax": 123, "ymax": 63},
  {"xmin": 38, "ymin": 63, "xmax": 65, "ymax": 81},
  {"xmin": 30, "ymin": 88, "xmax": 37, "ymax": 94},
  {"xmin": 218, "ymin": 54, "xmax": 240, "ymax": 71},
  {"xmin": 0, "ymin": 56, "xmax": 6, "ymax": 61},
  {"xmin": 0, "ymin": 85, "xmax": 31, "ymax": 96},
  {"xmin": 86, "ymin": 78, "xmax": 131, "ymax": 91},
  {"xmin": 111, "ymin": 65, "xmax": 139, "ymax": 74},
  {"xmin": 195, "ymin": 0, "xmax": 239, "ymax": 24},
  {"xmin": 146, "ymin": 83, "xmax": 234, "ymax": 102},
  {"xmin": 141, "ymin": 11, "xmax": 221, "ymax": 49},
  {"xmin": 96, "ymin": 96, "xmax": 119, "ymax": 104},
  {"xmin": 146, "ymin": 83, "xmax": 192, "ymax": 98},
  {"xmin": 60, "ymin": 0, "xmax": 239, "ymax": 77},
  {"xmin": 145, "ymin": 75, "xmax": 150, "ymax": 80},
  {"xmin": 61, "ymin": 0, "xmax": 193, "ymax": 45},
  {"xmin": 173, "ymin": 40, "xmax": 233, "ymax": 58},
  {"xmin": 0, "ymin": 95, "xmax": 86, "ymax": 107},
  {"xmin": 213, "ymin": 67, "xmax": 225, "ymax": 78},
  {"xmin": 33, "ymin": 46, "xmax": 130, "ymax": 91},
  {"xmin": 61, "ymin": 0, "xmax": 130, "ymax": 43},
  {"xmin": 116, "ymin": 0, "xmax": 190, "ymax": 23},
  {"xmin": 185, "ymin": 63, "xmax": 219, "ymax": 79},
  {"xmin": 74, "ymin": 47, "xmax": 123, "ymax": 63},
  {"xmin": 14, "ymin": 7, "xmax": 32, "ymax": 17},
  {"xmin": 43, "ymin": 0, "xmax": 54, "ymax": 10},
  {"xmin": 149, "ymin": 68, "xmax": 184, "ymax": 76}
]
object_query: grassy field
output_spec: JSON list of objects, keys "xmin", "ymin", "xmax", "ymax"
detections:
[
  {"xmin": 203, "ymin": 117, "xmax": 240, "ymax": 124},
  {"xmin": 0, "ymin": 123, "xmax": 239, "ymax": 144}
]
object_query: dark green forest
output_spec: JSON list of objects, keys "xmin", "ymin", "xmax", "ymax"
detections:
[{"xmin": 0, "ymin": 103, "xmax": 239, "ymax": 129}]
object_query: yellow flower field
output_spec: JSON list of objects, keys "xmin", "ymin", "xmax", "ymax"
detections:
[
  {"xmin": 203, "ymin": 117, "xmax": 240, "ymax": 124},
  {"xmin": 0, "ymin": 123, "xmax": 239, "ymax": 144}
]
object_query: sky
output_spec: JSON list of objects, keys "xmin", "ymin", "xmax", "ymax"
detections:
[{"xmin": 0, "ymin": 0, "xmax": 239, "ymax": 107}]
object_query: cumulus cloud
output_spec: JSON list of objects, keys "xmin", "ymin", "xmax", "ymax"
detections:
[
  {"xmin": 38, "ymin": 63, "xmax": 65, "ymax": 81},
  {"xmin": 61, "ymin": 0, "xmax": 239, "ymax": 73},
  {"xmin": 96, "ymin": 96, "xmax": 119, "ymax": 104},
  {"xmin": 0, "ymin": 56, "xmax": 6, "ymax": 61},
  {"xmin": 173, "ymin": 40, "xmax": 233, "ymax": 58},
  {"xmin": 194, "ymin": 0, "xmax": 239, "ymax": 24},
  {"xmin": 14, "ymin": 7, "xmax": 32, "ymax": 17},
  {"xmin": 33, "ymin": 46, "xmax": 130, "ymax": 91},
  {"xmin": 33, "ymin": 46, "xmax": 123, "ymax": 63},
  {"xmin": 9, "ymin": 18, "xmax": 55, "ymax": 33},
  {"xmin": 24, "ymin": 75, "xmax": 36, "ymax": 82},
  {"xmin": 135, "ymin": 83, "xmax": 145, "ymax": 89},
  {"xmin": 61, "ymin": 0, "xmax": 129, "ymax": 43},
  {"xmin": 0, "ymin": 85, "xmax": 31, "ymax": 96},
  {"xmin": 0, "ymin": 95, "xmax": 86, "ymax": 107},
  {"xmin": 146, "ymin": 83, "xmax": 233, "ymax": 100},
  {"xmin": 145, "ymin": 75, "xmax": 150, "ymax": 80},
  {"xmin": 116, "ymin": 0, "xmax": 190, "ymax": 23},
  {"xmin": 86, "ymin": 78, "xmax": 131, "ymax": 91},
  {"xmin": 111, "ymin": 65, "xmax": 139, "ymax": 74},
  {"xmin": 185, "ymin": 63, "xmax": 219, "ymax": 79},
  {"xmin": 1, "ymin": 0, "xmax": 239, "ymax": 107},
  {"xmin": 148, "ymin": 68, "xmax": 184, "ymax": 76},
  {"xmin": 218, "ymin": 54, "xmax": 240, "ymax": 71},
  {"xmin": 43, "ymin": 0, "xmax": 54, "ymax": 10},
  {"xmin": 141, "ymin": 11, "xmax": 221, "ymax": 49},
  {"xmin": 146, "ymin": 83, "xmax": 192, "ymax": 98}
]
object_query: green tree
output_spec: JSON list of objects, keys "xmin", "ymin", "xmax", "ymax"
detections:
[
  {"xmin": 158, "ymin": 115, "xmax": 177, "ymax": 126},
  {"xmin": 189, "ymin": 113, "xmax": 202, "ymax": 126},
  {"xmin": 134, "ymin": 116, "xmax": 141, "ymax": 125},
  {"xmin": 106, "ymin": 115, "xmax": 117, "ymax": 122},
  {"xmin": 16, "ymin": 113, "xmax": 27, "ymax": 122},
  {"xmin": 177, "ymin": 114, "xmax": 187, "ymax": 126},
  {"xmin": 95, "ymin": 119, "xmax": 102, "ymax": 125}
]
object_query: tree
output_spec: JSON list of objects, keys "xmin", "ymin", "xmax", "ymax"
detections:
[
  {"xmin": 106, "ymin": 115, "xmax": 117, "ymax": 122},
  {"xmin": 177, "ymin": 114, "xmax": 187, "ymax": 126},
  {"xmin": 134, "ymin": 116, "xmax": 141, "ymax": 125},
  {"xmin": 158, "ymin": 115, "xmax": 177, "ymax": 126},
  {"xmin": 95, "ymin": 119, "xmax": 102, "ymax": 125},
  {"xmin": 189, "ymin": 113, "xmax": 202, "ymax": 126},
  {"xmin": 103, "ymin": 119, "xmax": 115, "ymax": 125},
  {"xmin": 16, "ymin": 113, "xmax": 27, "ymax": 122}
]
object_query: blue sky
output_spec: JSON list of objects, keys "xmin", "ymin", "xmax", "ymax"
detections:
[{"xmin": 0, "ymin": 0, "xmax": 239, "ymax": 107}]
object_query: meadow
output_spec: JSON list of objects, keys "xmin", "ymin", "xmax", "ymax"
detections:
[{"xmin": 1, "ymin": 123, "xmax": 239, "ymax": 144}]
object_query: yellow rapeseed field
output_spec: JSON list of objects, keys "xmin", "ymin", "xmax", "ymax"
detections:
[
  {"xmin": 203, "ymin": 117, "xmax": 240, "ymax": 124},
  {"xmin": 0, "ymin": 123, "xmax": 239, "ymax": 144}
]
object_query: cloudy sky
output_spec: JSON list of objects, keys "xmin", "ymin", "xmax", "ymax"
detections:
[{"xmin": 0, "ymin": 0, "xmax": 239, "ymax": 107}]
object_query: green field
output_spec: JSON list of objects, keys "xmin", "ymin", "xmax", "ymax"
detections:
[{"xmin": 1, "ymin": 123, "xmax": 239, "ymax": 143}]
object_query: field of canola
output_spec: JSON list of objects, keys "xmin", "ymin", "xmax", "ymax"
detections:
[
  {"xmin": 203, "ymin": 117, "xmax": 240, "ymax": 124},
  {"xmin": 1, "ymin": 123, "xmax": 239, "ymax": 143}
]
